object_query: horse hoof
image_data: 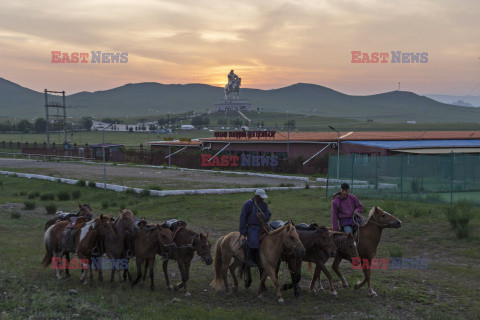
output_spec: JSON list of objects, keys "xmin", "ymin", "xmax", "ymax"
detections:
[
  {"xmin": 184, "ymin": 291, "xmax": 191, "ymax": 297},
  {"xmin": 258, "ymin": 294, "xmax": 264, "ymax": 299},
  {"xmin": 354, "ymin": 283, "xmax": 361, "ymax": 291},
  {"xmin": 310, "ymin": 288, "xmax": 317, "ymax": 294},
  {"xmin": 231, "ymin": 286, "xmax": 238, "ymax": 293},
  {"xmin": 168, "ymin": 286, "xmax": 173, "ymax": 291},
  {"xmin": 278, "ymin": 298, "xmax": 285, "ymax": 304},
  {"xmin": 343, "ymin": 284, "xmax": 349, "ymax": 289},
  {"xmin": 331, "ymin": 291, "xmax": 338, "ymax": 297},
  {"xmin": 370, "ymin": 291, "xmax": 378, "ymax": 297}
]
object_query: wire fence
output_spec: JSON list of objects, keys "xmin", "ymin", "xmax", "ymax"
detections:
[{"xmin": 326, "ymin": 153, "xmax": 480, "ymax": 205}]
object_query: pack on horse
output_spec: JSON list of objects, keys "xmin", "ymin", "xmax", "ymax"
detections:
[
  {"xmin": 130, "ymin": 220, "xmax": 177, "ymax": 291},
  {"xmin": 309, "ymin": 231, "xmax": 359, "ymax": 294},
  {"xmin": 101, "ymin": 209, "xmax": 140, "ymax": 283},
  {"xmin": 42, "ymin": 214, "xmax": 112, "ymax": 284},
  {"xmin": 268, "ymin": 221, "xmax": 337, "ymax": 298},
  {"xmin": 211, "ymin": 221, "xmax": 305, "ymax": 303},
  {"xmin": 160, "ymin": 219, "xmax": 213, "ymax": 296},
  {"xmin": 45, "ymin": 203, "xmax": 93, "ymax": 230},
  {"xmin": 331, "ymin": 206, "xmax": 402, "ymax": 296}
]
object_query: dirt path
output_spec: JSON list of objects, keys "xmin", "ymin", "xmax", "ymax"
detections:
[{"xmin": 0, "ymin": 159, "xmax": 308, "ymax": 190}]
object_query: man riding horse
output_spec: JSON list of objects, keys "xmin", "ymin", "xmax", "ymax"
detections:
[
  {"xmin": 331, "ymin": 183, "xmax": 364, "ymax": 234},
  {"xmin": 239, "ymin": 189, "xmax": 271, "ymax": 267}
]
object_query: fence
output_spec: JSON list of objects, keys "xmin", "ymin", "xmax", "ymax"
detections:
[{"xmin": 326, "ymin": 153, "xmax": 480, "ymax": 205}]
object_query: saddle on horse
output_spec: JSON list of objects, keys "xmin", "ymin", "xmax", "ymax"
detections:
[
  {"xmin": 61, "ymin": 217, "xmax": 86, "ymax": 252},
  {"xmin": 162, "ymin": 219, "xmax": 187, "ymax": 231}
]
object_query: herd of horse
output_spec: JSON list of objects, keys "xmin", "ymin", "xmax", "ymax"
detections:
[{"xmin": 42, "ymin": 203, "xmax": 402, "ymax": 302}]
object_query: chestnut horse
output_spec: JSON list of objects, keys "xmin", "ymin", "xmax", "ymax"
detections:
[
  {"xmin": 276, "ymin": 225, "xmax": 338, "ymax": 297},
  {"xmin": 131, "ymin": 221, "xmax": 176, "ymax": 291},
  {"xmin": 42, "ymin": 214, "xmax": 112, "ymax": 284},
  {"xmin": 161, "ymin": 226, "xmax": 213, "ymax": 296},
  {"xmin": 332, "ymin": 206, "xmax": 402, "ymax": 296},
  {"xmin": 211, "ymin": 222, "xmax": 306, "ymax": 303},
  {"xmin": 45, "ymin": 203, "xmax": 93, "ymax": 230}
]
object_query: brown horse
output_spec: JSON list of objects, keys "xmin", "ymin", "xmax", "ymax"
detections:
[
  {"xmin": 161, "ymin": 226, "xmax": 213, "ymax": 296},
  {"xmin": 310, "ymin": 231, "xmax": 359, "ymax": 294},
  {"xmin": 211, "ymin": 222, "xmax": 305, "ymax": 303},
  {"xmin": 131, "ymin": 221, "xmax": 176, "ymax": 291},
  {"xmin": 333, "ymin": 206, "xmax": 402, "ymax": 296},
  {"xmin": 42, "ymin": 214, "xmax": 112, "ymax": 284},
  {"xmin": 276, "ymin": 225, "xmax": 337, "ymax": 297},
  {"xmin": 102, "ymin": 209, "xmax": 140, "ymax": 283},
  {"xmin": 45, "ymin": 203, "xmax": 93, "ymax": 230}
]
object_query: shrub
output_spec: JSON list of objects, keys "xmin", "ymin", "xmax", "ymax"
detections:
[
  {"xmin": 23, "ymin": 200, "xmax": 36, "ymax": 210},
  {"xmin": 425, "ymin": 194, "xmax": 444, "ymax": 204},
  {"xmin": 101, "ymin": 200, "xmax": 110, "ymax": 209},
  {"xmin": 27, "ymin": 191, "xmax": 40, "ymax": 199},
  {"xmin": 410, "ymin": 178, "xmax": 423, "ymax": 193},
  {"xmin": 19, "ymin": 191, "xmax": 27, "ymax": 196},
  {"xmin": 147, "ymin": 185, "xmax": 163, "ymax": 191},
  {"xmin": 444, "ymin": 200, "xmax": 474, "ymax": 239},
  {"xmin": 10, "ymin": 212, "xmax": 21, "ymax": 219},
  {"xmin": 72, "ymin": 190, "xmax": 81, "ymax": 199},
  {"xmin": 76, "ymin": 179, "xmax": 86, "ymax": 187},
  {"xmin": 388, "ymin": 244, "xmax": 403, "ymax": 258},
  {"xmin": 40, "ymin": 193, "xmax": 55, "ymax": 201},
  {"xmin": 305, "ymin": 182, "xmax": 310, "ymax": 189},
  {"xmin": 45, "ymin": 203, "xmax": 57, "ymax": 215},
  {"xmin": 139, "ymin": 189, "xmax": 151, "ymax": 197},
  {"xmin": 88, "ymin": 181, "xmax": 97, "ymax": 188},
  {"xmin": 119, "ymin": 203, "xmax": 126, "ymax": 210},
  {"xmin": 125, "ymin": 188, "xmax": 135, "ymax": 195},
  {"xmin": 57, "ymin": 191, "xmax": 70, "ymax": 201}
]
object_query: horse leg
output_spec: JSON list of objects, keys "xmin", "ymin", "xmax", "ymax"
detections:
[
  {"xmin": 131, "ymin": 257, "xmax": 143, "ymax": 287},
  {"xmin": 332, "ymin": 256, "xmax": 349, "ymax": 288},
  {"xmin": 162, "ymin": 260, "xmax": 173, "ymax": 290},
  {"xmin": 291, "ymin": 259, "xmax": 302, "ymax": 298},
  {"xmin": 65, "ymin": 252, "xmax": 71, "ymax": 277},
  {"xmin": 266, "ymin": 265, "xmax": 284, "ymax": 303},
  {"xmin": 229, "ymin": 259, "xmax": 241, "ymax": 292},
  {"xmin": 174, "ymin": 260, "xmax": 187, "ymax": 294},
  {"xmin": 354, "ymin": 259, "xmax": 376, "ymax": 297},
  {"xmin": 53, "ymin": 251, "xmax": 63, "ymax": 280},
  {"xmin": 309, "ymin": 264, "xmax": 321, "ymax": 293},
  {"xmin": 182, "ymin": 259, "xmax": 192, "ymax": 296},
  {"xmin": 319, "ymin": 263, "xmax": 337, "ymax": 296},
  {"xmin": 142, "ymin": 260, "xmax": 148, "ymax": 282},
  {"xmin": 278, "ymin": 261, "xmax": 294, "ymax": 292},
  {"xmin": 149, "ymin": 259, "xmax": 155, "ymax": 291},
  {"xmin": 244, "ymin": 267, "xmax": 252, "ymax": 289},
  {"xmin": 257, "ymin": 268, "xmax": 269, "ymax": 298}
]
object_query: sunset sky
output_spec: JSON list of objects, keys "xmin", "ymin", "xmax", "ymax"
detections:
[{"xmin": 0, "ymin": 0, "xmax": 479, "ymax": 95}]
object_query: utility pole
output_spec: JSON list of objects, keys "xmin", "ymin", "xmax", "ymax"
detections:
[{"xmin": 329, "ymin": 126, "xmax": 340, "ymax": 180}]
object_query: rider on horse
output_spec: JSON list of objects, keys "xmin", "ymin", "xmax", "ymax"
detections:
[
  {"xmin": 239, "ymin": 189, "xmax": 271, "ymax": 267},
  {"xmin": 331, "ymin": 183, "xmax": 364, "ymax": 234}
]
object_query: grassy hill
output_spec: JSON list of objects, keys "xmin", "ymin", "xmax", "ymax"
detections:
[{"xmin": 2, "ymin": 77, "xmax": 480, "ymax": 123}]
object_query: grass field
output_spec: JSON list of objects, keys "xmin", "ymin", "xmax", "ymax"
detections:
[{"xmin": 0, "ymin": 174, "xmax": 479, "ymax": 319}]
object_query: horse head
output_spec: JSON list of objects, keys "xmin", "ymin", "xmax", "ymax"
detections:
[
  {"xmin": 342, "ymin": 233, "xmax": 359, "ymax": 261},
  {"xmin": 284, "ymin": 221, "xmax": 306, "ymax": 258},
  {"xmin": 118, "ymin": 209, "xmax": 140, "ymax": 236},
  {"xmin": 194, "ymin": 232, "xmax": 212, "ymax": 265},
  {"xmin": 315, "ymin": 225, "xmax": 336, "ymax": 257},
  {"xmin": 368, "ymin": 206, "xmax": 402, "ymax": 229},
  {"xmin": 78, "ymin": 203, "xmax": 93, "ymax": 221},
  {"xmin": 157, "ymin": 224, "xmax": 176, "ymax": 259},
  {"xmin": 94, "ymin": 214, "xmax": 115, "ymax": 238}
]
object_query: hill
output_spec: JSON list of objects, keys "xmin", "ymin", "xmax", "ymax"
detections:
[{"xmin": 1, "ymin": 77, "xmax": 480, "ymax": 123}]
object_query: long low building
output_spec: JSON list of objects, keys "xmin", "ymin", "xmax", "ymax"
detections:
[{"xmin": 148, "ymin": 131, "xmax": 480, "ymax": 173}]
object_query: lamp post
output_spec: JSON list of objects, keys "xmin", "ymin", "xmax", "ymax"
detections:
[
  {"xmin": 329, "ymin": 126, "xmax": 340, "ymax": 180},
  {"xmin": 102, "ymin": 123, "xmax": 114, "ymax": 190}
]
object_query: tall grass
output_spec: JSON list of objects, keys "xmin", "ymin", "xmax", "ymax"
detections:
[{"xmin": 444, "ymin": 200, "xmax": 474, "ymax": 239}]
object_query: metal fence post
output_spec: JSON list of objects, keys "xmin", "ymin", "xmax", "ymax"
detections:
[
  {"xmin": 450, "ymin": 151, "xmax": 454, "ymax": 205},
  {"xmin": 400, "ymin": 155, "xmax": 404, "ymax": 200}
]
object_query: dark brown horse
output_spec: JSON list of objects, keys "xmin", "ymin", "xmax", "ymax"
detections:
[
  {"xmin": 275, "ymin": 225, "xmax": 337, "ymax": 297},
  {"xmin": 334, "ymin": 206, "xmax": 402, "ymax": 296},
  {"xmin": 131, "ymin": 221, "xmax": 176, "ymax": 291},
  {"xmin": 102, "ymin": 209, "xmax": 140, "ymax": 283},
  {"xmin": 42, "ymin": 214, "xmax": 112, "ymax": 284},
  {"xmin": 310, "ymin": 231, "xmax": 359, "ymax": 294},
  {"xmin": 161, "ymin": 226, "xmax": 213, "ymax": 296},
  {"xmin": 45, "ymin": 203, "xmax": 93, "ymax": 230}
]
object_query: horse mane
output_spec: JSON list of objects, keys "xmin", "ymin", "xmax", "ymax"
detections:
[
  {"xmin": 330, "ymin": 230, "xmax": 347, "ymax": 235},
  {"xmin": 268, "ymin": 223, "xmax": 292, "ymax": 235},
  {"xmin": 367, "ymin": 206, "xmax": 383, "ymax": 221}
]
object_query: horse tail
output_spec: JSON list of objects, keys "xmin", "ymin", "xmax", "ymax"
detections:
[
  {"xmin": 210, "ymin": 236, "xmax": 225, "ymax": 291},
  {"xmin": 42, "ymin": 225, "xmax": 54, "ymax": 268}
]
